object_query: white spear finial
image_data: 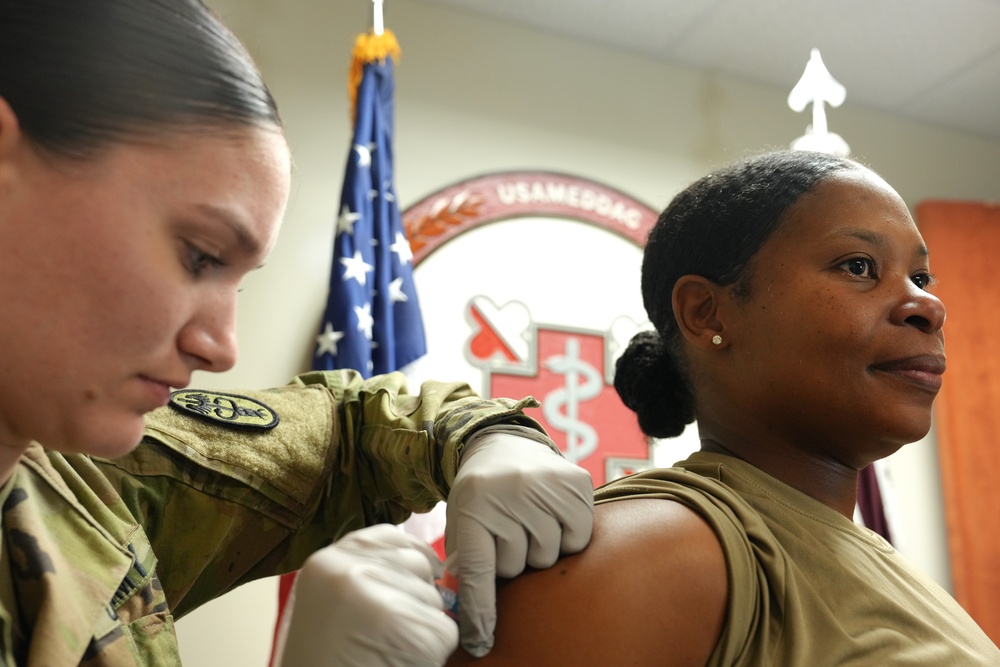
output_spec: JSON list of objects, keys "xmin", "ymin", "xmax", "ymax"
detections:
[
  {"xmin": 373, "ymin": 0, "xmax": 384, "ymax": 36},
  {"xmin": 788, "ymin": 48, "xmax": 850, "ymax": 156}
]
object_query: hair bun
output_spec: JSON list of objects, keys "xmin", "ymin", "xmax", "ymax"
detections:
[{"xmin": 614, "ymin": 331, "xmax": 695, "ymax": 438}]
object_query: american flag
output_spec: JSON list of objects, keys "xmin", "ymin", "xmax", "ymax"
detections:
[
  {"xmin": 270, "ymin": 32, "xmax": 427, "ymax": 666},
  {"xmin": 313, "ymin": 51, "xmax": 425, "ymax": 376}
]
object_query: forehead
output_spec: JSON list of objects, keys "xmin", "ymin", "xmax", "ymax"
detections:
[
  {"xmin": 772, "ymin": 168, "xmax": 920, "ymax": 248},
  {"xmin": 153, "ymin": 125, "xmax": 290, "ymax": 257}
]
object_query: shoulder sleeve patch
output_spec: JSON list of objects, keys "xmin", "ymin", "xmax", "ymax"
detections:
[{"xmin": 168, "ymin": 390, "xmax": 280, "ymax": 430}]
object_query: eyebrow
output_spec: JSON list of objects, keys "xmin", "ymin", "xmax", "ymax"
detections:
[
  {"xmin": 830, "ymin": 227, "xmax": 928, "ymax": 257},
  {"xmin": 195, "ymin": 203, "xmax": 265, "ymax": 264}
]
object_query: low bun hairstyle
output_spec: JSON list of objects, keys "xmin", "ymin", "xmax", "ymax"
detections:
[
  {"xmin": 0, "ymin": 0, "xmax": 281, "ymax": 159},
  {"xmin": 615, "ymin": 150, "xmax": 861, "ymax": 438}
]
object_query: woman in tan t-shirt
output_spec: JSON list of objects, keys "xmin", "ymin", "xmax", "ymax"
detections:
[{"xmin": 447, "ymin": 149, "xmax": 1000, "ymax": 666}]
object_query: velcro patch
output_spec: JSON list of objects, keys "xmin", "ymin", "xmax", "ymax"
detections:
[{"xmin": 168, "ymin": 390, "xmax": 279, "ymax": 430}]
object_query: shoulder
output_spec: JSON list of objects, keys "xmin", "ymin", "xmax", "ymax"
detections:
[{"xmin": 447, "ymin": 497, "xmax": 727, "ymax": 666}]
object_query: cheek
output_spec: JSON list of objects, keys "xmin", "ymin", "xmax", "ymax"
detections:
[
  {"xmin": 795, "ymin": 287, "xmax": 876, "ymax": 342},
  {"xmin": 747, "ymin": 292, "xmax": 863, "ymax": 369},
  {"xmin": 75, "ymin": 238, "xmax": 189, "ymax": 355},
  {"xmin": 112, "ymin": 274, "xmax": 189, "ymax": 345}
]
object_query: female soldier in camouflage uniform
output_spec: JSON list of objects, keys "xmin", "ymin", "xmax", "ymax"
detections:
[{"xmin": 0, "ymin": 1, "xmax": 593, "ymax": 664}]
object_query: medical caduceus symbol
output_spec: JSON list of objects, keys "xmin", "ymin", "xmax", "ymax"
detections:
[{"xmin": 542, "ymin": 337, "xmax": 602, "ymax": 464}]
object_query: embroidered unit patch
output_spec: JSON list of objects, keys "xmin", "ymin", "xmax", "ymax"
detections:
[{"xmin": 168, "ymin": 390, "xmax": 280, "ymax": 430}]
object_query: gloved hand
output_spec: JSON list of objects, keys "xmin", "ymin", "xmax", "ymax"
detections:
[
  {"xmin": 446, "ymin": 425, "xmax": 594, "ymax": 656},
  {"xmin": 273, "ymin": 524, "xmax": 459, "ymax": 667}
]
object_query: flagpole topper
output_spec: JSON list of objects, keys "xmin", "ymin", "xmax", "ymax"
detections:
[
  {"xmin": 348, "ymin": 11, "xmax": 400, "ymax": 123},
  {"xmin": 373, "ymin": 0, "xmax": 384, "ymax": 36},
  {"xmin": 788, "ymin": 48, "xmax": 850, "ymax": 157}
]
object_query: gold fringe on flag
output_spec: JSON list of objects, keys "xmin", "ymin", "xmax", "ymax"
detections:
[{"xmin": 349, "ymin": 28, "xmax": 401, "ymax": 123}]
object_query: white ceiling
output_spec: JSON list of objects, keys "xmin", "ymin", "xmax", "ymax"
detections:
[{"xmin": 409, "ymin": 0, "xmax": 1000, "ymax": 142}]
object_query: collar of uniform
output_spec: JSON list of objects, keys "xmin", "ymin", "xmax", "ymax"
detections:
[{"xmin": 6, "ymin": 445, "xmax": 134, "ymax": 664}]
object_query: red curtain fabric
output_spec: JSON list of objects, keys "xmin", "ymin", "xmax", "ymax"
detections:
[
  {"xmin": 917, "ymin": 200, "xmax": 1000, "ymax": 644},
  {"xmin": 857, "ymin": 465, "xmax": 892, "ymax": 543}
]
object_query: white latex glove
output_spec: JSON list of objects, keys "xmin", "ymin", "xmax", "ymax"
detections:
[
  {"xmin": 446, "ymin": 426, "xmax": 594, "ymax": 656},
  {"xmin": 274, "ymin": 524, "xmax": 459, "ymax": 667}
]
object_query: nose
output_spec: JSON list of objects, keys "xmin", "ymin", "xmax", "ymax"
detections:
[
  {"xmin": 889, "ymin": 280, "xmax": 946, "ymax": 334},
  {"xmin": 178, "ymin": 292, "xmax": 239, "ymax": 373}
]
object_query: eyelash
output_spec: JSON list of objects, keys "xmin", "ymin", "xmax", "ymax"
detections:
[
  {"xmin": 840, "ymin": 257, "xmax": 875, "ymax": 279},
  {"xmin": 184, "ymin": 242, "xmax": 224, "ymax": 278},
  {"xmin": 838, "ymin": 257, "xmax": 935, "ymax": 290},
  {"xmin": 912, "ymin": 272, "xmax": 936, "ymax": 290}
]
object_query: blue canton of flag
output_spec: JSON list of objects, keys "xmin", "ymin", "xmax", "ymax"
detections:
[{"xmin": 313, "ymin": 56, "xmax": 425, "ymax": 377}]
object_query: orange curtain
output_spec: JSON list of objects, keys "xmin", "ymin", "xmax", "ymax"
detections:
[{"xmin": 918, "ymin": 200, "xmax": 1000, "ymax": 644}]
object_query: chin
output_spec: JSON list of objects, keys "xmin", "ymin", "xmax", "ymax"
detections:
[
  {"xmin": 879, "ymin": 423, "xmax": 933, "ymax": 458},
  {"xmin": 53, "ymin": 414, "xmax": 147, "ymax": 460},
  {"xmin": 93, "ymin": 427, "xmax": 147, "ymax": 459},
  {"xmin": 872, "ymin": 406, "xmax": 933, "ymax": 447},
  {"xmin": 900, "ymin": 416, "xmax": 934, "ymax": 444}
]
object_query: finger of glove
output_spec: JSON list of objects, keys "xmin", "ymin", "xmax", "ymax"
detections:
[
  {"xmin": 490, "ymin": 469, "xmax": 595, "ymax": 563},
  {"xmin": 344, "ymin": 580, "xmax": 458, "ymax": 665},
  {"xmin": 377, "ymin": 595, "xmax": 460, "ymax": 664},
  {"xmin": 373, "ymin": 543, "xmax": 443, "ymax": 585},
  {"xmin": 299, "ymin": 545, "xmax": 444, "ymax": 611},
  {"xmin": 444, "ymin": 501, "xmax": 460, "ymax": 558},
  {"xmin": 340, "ymin": 525, "xmax": 444, "ymax": 581},
  {"xmin": 453, "ymin": 521, "xmax": 498, "ymax": 658},
  {"xmin": 342, "ymin": 524, "xmax": 442, "ymax": 559},
  {"xmin": 279, "ymin": 565, "xmax": 447, "ymax": 667},
  {"xmin": 518, "ymin": 463, "xmax": 595, "ymax": 555},
  {"xmin": 492, "ymin": 517, "xmax": 530, "ymax": 578},
  {"xmin": 447, "ymin": 459, "xmax": 538, "ymax": 567},
  {"xmin": 523, "ymin": 511, "xmax": 562, "ymax": 570},
  {"xmin": 352, "ymin": 633, "xmax": 457, "ymax": 667},
  {"xmin": 287, "ymin": 583, "xmax": 457, "ymax": 667},
  {"xmin": 358, "ymin": 557, "xmax": 450, "ymax": 610},
  {"xmin": 558, "ymin": 485, "xmax": 595, "ymax": 554}
]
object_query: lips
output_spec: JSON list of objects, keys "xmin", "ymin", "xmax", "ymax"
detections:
[
  {"xmin": 870, "ymin": 354, "xmax": 946, "ymax": 392},
  {"xmin": 138, "ymin": 375, "xmax": 189, "ymax": 409}
]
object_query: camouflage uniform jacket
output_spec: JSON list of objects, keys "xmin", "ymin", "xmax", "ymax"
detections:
[{"xmin": 0, "ymin": 370, "xmax": 543, "ymax": 666}]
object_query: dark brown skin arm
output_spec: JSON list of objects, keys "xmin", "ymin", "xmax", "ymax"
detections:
[{"xmin": 447, "ymin": 498, "xmax": 728, "ymax": 666}]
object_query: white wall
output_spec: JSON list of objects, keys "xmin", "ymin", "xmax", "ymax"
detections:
[{"xmin": 178, "ymin": 2, "xmax": 1000, "ymax": 664}]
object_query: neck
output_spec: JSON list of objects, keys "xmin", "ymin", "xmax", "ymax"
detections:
[
  {"xmin": 699, "ymin": 434, "xmax": 861, "ymax": 519},
  {"xmin": 0, "ymin": 428, "xmax": 29, "ymax": 488},
  {"xmin": 0, "ymin": 449, "xmax": 22, "ymax": 488}
]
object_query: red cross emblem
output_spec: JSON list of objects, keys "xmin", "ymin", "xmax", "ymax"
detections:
[{"xmin": 466, "ymin": 297, "xmax": 653, "ymax": 486}]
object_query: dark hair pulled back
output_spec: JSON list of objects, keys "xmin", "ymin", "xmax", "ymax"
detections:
[
  {"xmin": 614, "ymin": 150, "xmax": 862, "ymax": 438},
  {"xmin": 0, "ymin": 0, "xmax": 281, "ymax": 158}
]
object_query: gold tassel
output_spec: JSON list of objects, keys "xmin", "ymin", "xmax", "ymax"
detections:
[{"xmin": 349, "ymin": 28, "xmax": 401, "ymax": 123}]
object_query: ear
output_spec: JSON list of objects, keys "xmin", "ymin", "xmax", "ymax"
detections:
[
  {"xmin": 0, "ymin": 96, "xmax": 25, "ymax": 179},
  {"xmin": 672, "ymin": 275, "xmax": 728, "ymax": 349}
]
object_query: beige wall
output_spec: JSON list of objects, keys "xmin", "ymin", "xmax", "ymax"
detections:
[{"xmin": 178, "ymin": 1, "xmax": 1000, "ymax": 664}]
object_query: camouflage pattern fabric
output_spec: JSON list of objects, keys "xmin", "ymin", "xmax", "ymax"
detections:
[{"xmin": 0, "ymin": 370, "xmax": 544, "ymax": 665}]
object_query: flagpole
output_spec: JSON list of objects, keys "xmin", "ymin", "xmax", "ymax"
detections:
[
  {"xmin": 373, "ymin": 0, "xmax": 384, "ymax": 36},
  {"xmin": 348, "ymin": 9, "xmax": 400, "ymax": 124}
]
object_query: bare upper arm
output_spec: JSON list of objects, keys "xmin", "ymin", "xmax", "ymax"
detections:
[{"xmin": 446, "ymin": 498, "xmax": 728, "ymax": 666}]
